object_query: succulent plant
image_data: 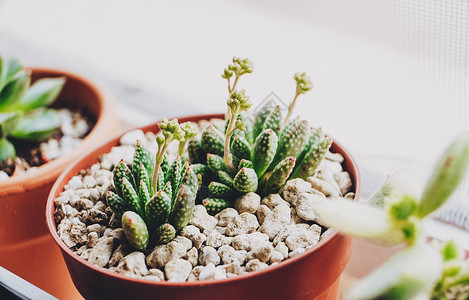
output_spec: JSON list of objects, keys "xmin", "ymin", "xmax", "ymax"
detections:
[
  {"xmin": 0, "ymin": 55, "xmax": 65, "ymax": 161},
  {"xmin": 188, "ymin": 57, "xmax": 331, "ymax": 214},
  {"xmin": 106, "ymin": 119, "xmax": 199, "ymax": 250},
  {"xmin": 311, "ymin": 132, "xmax": 469, "ymax": 300}
]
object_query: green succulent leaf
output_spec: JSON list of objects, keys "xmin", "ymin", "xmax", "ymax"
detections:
[
  {"xmin": 230, "ymin": 134, "xmax": 252, "ymax": 162},
  {"xmin": 345, "ymin": 244, "xmax": 443, "ymax": 300},
  {"xmin": 0, "ymin": 112, "xmax": 21, "ymax": 138},
  {"xmin": 233, "ymin": 167, "xmax": 258, "ymax": 193},
  {"xmin": 105, "ymin": 191, "xmax": 128, "ymax": 218},
  {"xmin": 0, "ymin": 138, "xmax": 15, "ymax": 161},
  {"xmin": 16, "ymin": 77, "xmax": 65, "ymax": 111},
  {"xmin": 145, "ymin": 190, "xmax": 171, "ymax": 230},
  {"xmin": 4, "ymin": 59, "xmax": 22, "ymax": 86},
  {"xmin": 203, "ymin": 198, "xmax": 231, "ymax": 215},
  {"xmin": 0, "ymin": 70, "xmax": 30, "ymax": 112},
  {"xmin": 200, "ymin": 125, "xmax": 225, "ymax": 157},
  {"xmin": 417, "ymin": 132, "xmax": 469, "ymax": 217},
  {"xmin": 121, "ymin": 211, "xmax": 149, "ymax": 250},
  {"xmin": 155, "ymin": 223, "xmax": 176, "ymax": 244},
  {"xmin": 188, "ymin": 136, "xmax": 206, "ymax": 164},
  {"xmin": 263, "ymin": 157, "xmax": 296, "ymax": 194},
  {"xmin": 208, "ymin": 181, "xmax": 233, "ymax": 198},
  {"xmin": 268, "ymin": 120, "xmax": 310, "ymax": 172},
  {"xmin": 9, "ymin": 108, "xmax": 58, "ymax": 141},
  {"xmin": 169, "ymin": 185, "xmax": 195, "ymax": 230},
  {"xmin": 252, "ymin": 129, "xmax": 278, "ymax": 177},
  {"xmin": 262, "ymin": 105, "xmax": 283, "ymax": 135},
  {"xmin": 253, "ymin": 100, "xmax": 275, "ymax": 138}
]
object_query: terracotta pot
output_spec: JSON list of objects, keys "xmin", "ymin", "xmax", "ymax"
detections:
[
  {"xmin": 0, "ymin": 68, "xmax": 118, "ymax": 299},
  {"xmin": 46, "ymin": 114, "xmax": 361, "ymax": 300}
]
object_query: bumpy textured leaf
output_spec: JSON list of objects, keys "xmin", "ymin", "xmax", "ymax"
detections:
[
  {"xmin": 121, "ymin": 211, "xmax": 149, "ymax": 250},
  {"xmin": 253, "ymin": 100, "xmax": 275, "ymax": 138},
  {"xmin": 138, "ymin": 180, "xmax": 151, "ymax": 210},
  {"xmin": 268, "ymin": 120, "xmax": 310, "ymax": 172},
  {"xmin": 132, "ymin": 141, "xmax": 155, "ymax": 189},
  {"xmin": 155, "ymin": 223, "xmax": 176, "ymax": 244},
  {"xmin": 112, "ymin": 160, "xmax": 134, "ymax": 198},
  {"xmin": 233, "ymin": 167, "xmax": 258, "ymax": 193},
  {"xmin": 203, "ymin": 198, "xmax": 231, "ymax": 215},
  {"xmin": 230, "ymin": 134, "xmax": 252, "ymax": 161},
  {"xmin": 290, "ymin": 135, "xmax": 332, "ymax": 179},
  {"xmin": 218, "ymin": 171, "xmax": 234, "ymax": 189},
  {"xmin": 167, "ymin": 155, "xmax": 183, "ymax": 200},
  {"xmin": 207, "ymin": 153, "xmax": 231, "ymax": 174},
  {"xmin": 121, "ymin": 177, "xmax": 145, "ymax": 219},
  {"xmin": 145, "ymin": 190, "xmax": 171, "ymax": 230},
  {"xmin": 106, "ymin": 191, "xmax": 128, "ymax": 217},
  {"xmin": 208, "ymin": 181, "xmax": 233, "ymax": 198},
  {"xmin": 134, "ymin": 162, "xmax": 151, "ymax": 198},
  {"xmin": 155, "ymin": 168, "xmax": 165, "ymax": 193},
  {"xmin": 262, "ymin": 105, "xmax": 282, "ymax": 135},
  {"xmin": 252, "ymin": 129, "xmax": 278, "ymax": 177},
  {"xmin": 191, "ymin": 163, "xmax": 212, "ymax": 186},
  {"xmin": 242, "ymin": 113, "xmax": 254, "ymax": 145},
  {"xmin": 160, "ymin": 155, "xmax": 170, "ymax": 178},
  {"xmin": 188, "ymin": 136, "xmax": 206, "ymax": 164},
  {"xmin": 181, "ymin": 166, "xmax": 199, "ymax": 198},
  {"xmin": 169, "ymin": 185, "xmax": 195, "ymax": 230},
  {"xmin": 238, "ymin": 159, "xmax": 254, "ymax": 170},
  {"xmin": 264, "ymin": 157, "xmax": 296, "ymax": 194},
  {"xmin": 200, "ymin": 125, "xmax": 225, "ymax": 156},
  {"xmin": 10, "ymin": 109, "xmax": 59, "ymax": 141}
]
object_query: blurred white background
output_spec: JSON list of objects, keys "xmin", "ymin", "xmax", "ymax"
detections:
[{"xmin": 1, "ymin": 0, "xmax": 468, "ymax": 233}]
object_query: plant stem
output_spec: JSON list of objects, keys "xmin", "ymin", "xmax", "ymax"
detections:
[
  {"xmin": 152, "ymin": 141, "xmax": 170, "ymax": 190},
  {"xmin": 283, "ymin": 89, "xmax": 300, "ymax": 127},
  {"xmin": 224, "ymin": 111, "xmax": 237, "ymax": 171},
  {"xmin": 231, "ymin": 75, "xmax": 239, "ymax": 92}
]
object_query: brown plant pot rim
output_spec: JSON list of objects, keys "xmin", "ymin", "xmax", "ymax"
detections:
[
  {"xmin": 0, "ymin": 67, "xmax": 116, "ymax": 196},
  {"xmin": 46, "ymin": 113, "xmax": 362, "ymax": 288}
]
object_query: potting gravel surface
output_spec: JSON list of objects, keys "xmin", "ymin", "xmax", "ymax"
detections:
[
  {"xmin": 54, "ymin": 119, "xmax": 354, "ymax": 282},
  {"xmin": 0, "ymin": 108, "xmax": 94, "ymax": 180}
]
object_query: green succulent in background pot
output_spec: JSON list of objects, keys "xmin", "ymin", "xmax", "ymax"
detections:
[{"xmin": 0, "ymin": 55, "xmax": 65, "ymax": 162}]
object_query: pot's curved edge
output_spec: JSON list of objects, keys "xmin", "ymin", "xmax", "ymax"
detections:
[
  {"xmin": 0, "ymin": 67, "xmax": 118, "ymax": 195},
  {"xmin": 46, "ymin": 113, "xmax": 361, "ymax": 289}
]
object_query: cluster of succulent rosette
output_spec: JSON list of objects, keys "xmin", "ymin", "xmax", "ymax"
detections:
[
  {"xmin": 106, "ymin": 119, "xmax": 199, "ymax": 250},
  {"xmin": 188, "ymin": 57, "xmax": 331, "ymax": 214},
  {"xmin": 0, "ymin": 54, "xmax": 65, "ymax": 161}
]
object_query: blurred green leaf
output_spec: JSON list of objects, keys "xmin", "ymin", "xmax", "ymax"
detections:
[
  {"xmin": 417, "ymin": 133, "xmax": 469, "ymax": 217},
  {"xmin": 346, "ymin": 243, "xmax": 443, "ymax": 300},
  {"xmin": 0, "ymin": 70, "xmax": 30, "ymax": 112},
  {"xmin": 0, "ymin": 112, "xmax": 21, "ymax": 137},
  {"xmin": 4, "ymin": 59, "xmax": 22, "ymax": 86},
  {"xmin": 10, "ymin": 109, "xmax": 58, "ymax": 141},
  {"xmin": 0, "ymin": 138, "xmax": 15, "ymax": 161},
  {"xmin": 18, "ymin": 77, "xmax": 65, "ymax": 111}
]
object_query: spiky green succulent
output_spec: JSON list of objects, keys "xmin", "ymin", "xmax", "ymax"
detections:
[
  {"xmin": 106, "ymin": 120, "xmax": 199, "ymax": 250},
  {"xmin": 188, "ymin": 57, "xmax": 330, "ymax": 214},
  {"xmin": 0, "ymin": 55, "xmax": 66, "ymax": 161}
]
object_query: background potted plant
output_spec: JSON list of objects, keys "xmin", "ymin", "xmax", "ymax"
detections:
[
  {"xmin": 0, "ymin": 55, "xmax": 118, "ymax": 299},
  {"xmin": 46, "ymin": 57, "xmax": 361, "ymax": 299}
]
